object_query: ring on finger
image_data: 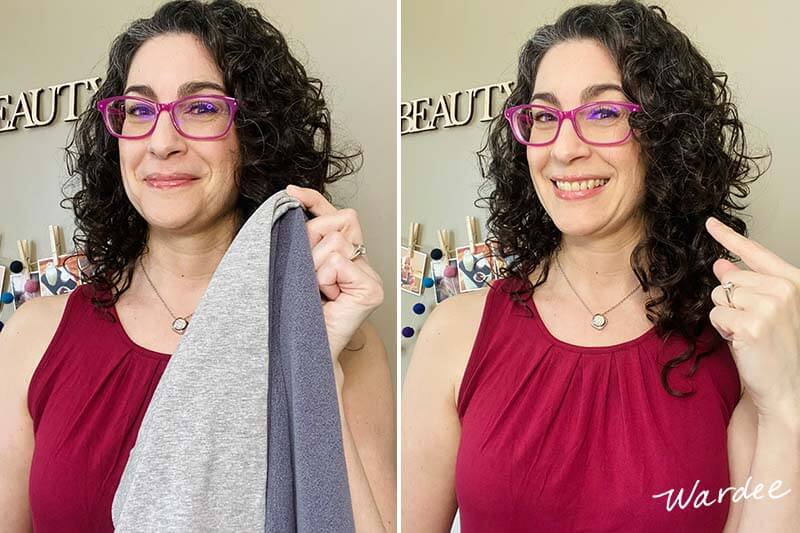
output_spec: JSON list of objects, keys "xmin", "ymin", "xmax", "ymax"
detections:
[
  {"xmin": 349, "ymin": 243, "xmax": 367, "ymax": 261},
  {"xmin": 722, "ymin": 281, "xmax": 736, "ymax": 309}
]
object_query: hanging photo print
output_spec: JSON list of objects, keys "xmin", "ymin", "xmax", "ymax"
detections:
[
  {"xmin": 400, "ymin": 245, "xmax": 427, "ymax": 296},
  {"xmin": 457, "ymin": 216, "xmax": 500, "ymax": 292},
  {"xmin": 11, "ymin": 271, "xmax": 41, "ymax": 309},
  {"xmin": 38, "ymin": 254, "xmax": 82, "ymax": 297},
  {"xmin": 456, "ymin": 242, "xmax": 498, "ymax": 292},
  {"xmin": 431, "ymin": 250, "xmax": 459, "ymax": 303}
]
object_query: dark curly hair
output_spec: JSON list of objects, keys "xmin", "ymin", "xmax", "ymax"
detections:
[
  {"xmin": 62, "ymin": 0, "xmax": 361, "ymax": 312},
  {"xmin": 477, "ymin": 0, "xmax": 770, "ymax": 396}
]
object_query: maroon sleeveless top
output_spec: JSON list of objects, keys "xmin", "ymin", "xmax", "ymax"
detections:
[
  {"xmin": 27, "ymin": 284, "xmax": 171, "ymax": 532},
  {"xmin": 456, "ymin": 278, "xmax": 741, "ymax": 532}
]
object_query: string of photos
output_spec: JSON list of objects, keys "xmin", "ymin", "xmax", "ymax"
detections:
[
  {"xmin": 400, "ymin": 216, "xmax": 508, "ymax": 340},
  {"xmin": 0, "ymin": 226, "xmax": 92, "ymax": 333}
]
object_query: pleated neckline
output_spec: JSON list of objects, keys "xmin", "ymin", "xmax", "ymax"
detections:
[{"xmin": 529, "ymin": 294, "xmax": 659, "ymax": 354}]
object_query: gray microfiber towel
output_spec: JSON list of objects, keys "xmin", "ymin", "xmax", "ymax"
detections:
[
  {"xmin": 111, "ymin": 189, "xmax": 355, "ymax": 532},
  {"xmin": 265, "ymin": 203, "xmax": 355, "ymax": 532}
]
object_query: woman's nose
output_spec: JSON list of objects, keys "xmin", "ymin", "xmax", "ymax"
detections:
[
  {"xmin": 549, "ymin": 117, "xmax": 591, "ymax": 163},
  {"xmin": 146, "ymin": 109, "xmax": 186, "ymax": 158}
]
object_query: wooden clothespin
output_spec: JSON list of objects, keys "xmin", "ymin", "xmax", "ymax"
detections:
[
  {"xmin": 465, "ymin": 216, "xmax": 479, "ymax": 254},
  {"xmin": 437, "ymin": 229, "xmax": 452, "ymax": 261},
  {"xmin": 16, "ymin": 240, "xmax": 31, "ymax": 272},
  {"xmin": 407, "ymin": 222, "xmax": 420, "ymax": 251},
  {"xmin": 48, "ymin": 225, "xmax": 63, "ymax": 263}
]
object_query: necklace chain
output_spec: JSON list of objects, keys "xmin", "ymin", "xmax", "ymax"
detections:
[
  {"xmin": 139, "ymin": 255, "xmax": 194, "ymax": 334},
  {"xmin": 555, "ymin": 253, "xmax": 641, "ymax": 329}
]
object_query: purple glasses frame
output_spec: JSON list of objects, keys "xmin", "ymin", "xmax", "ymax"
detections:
[
  {"xmin": 504, "ymin": 100, "xmax": 642, "ymax": 147},
  {"xmin": 96, "ymin": 94, "xmax": 239, "ymax": 140}
]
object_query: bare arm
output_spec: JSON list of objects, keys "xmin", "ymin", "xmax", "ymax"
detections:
[
  {"xmin": 0, "ymin": 296, "xmax": 67, "ymax": 532},
  {"xmin": 336, "ymin": 320, "xmax": 396, "ymax": 532},
  {"xmin": 724, "ymin": 389, "xmax": 800, "ymax": 532},
  {"xmin": 723, "ymin": 389, "xmax": 758, "ymax": 533},
  {"xmin": 737, "ymin": 413, "xmax": 800, "ymax": 531},
  {"xmin": 401, "ymin": 291, "xmax": 486, "ymax": 533},
  {"xmin": 725, "ymin": 389, "xmax": 800, "ymax": 532}
]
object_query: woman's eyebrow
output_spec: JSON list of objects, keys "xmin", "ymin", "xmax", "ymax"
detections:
[
  {"xmin": 122, "ymin": 80, "xmax": 227, "ymax": 99},
  {"xmin": 531, "ymin": 83, "xmax": 625, "ymax": 106}
]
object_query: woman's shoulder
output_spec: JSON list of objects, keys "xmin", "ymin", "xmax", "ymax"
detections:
[
  {"xmin": 432, "ymin": 273, "xmax": 534, "ymax": 342},
  {"xmin": 1, "ymin": 292, "xmax": 71, "ymax": 355},
  {"xmin": 406, "ymin": 286, "xmax": 492, "ymax": 400},
  {"xmin": 430, "ymin": 276, "xmax": 525, "ymax": 328},
  {"xmin": 427, "ymin": 286, "xmax": 491, "ymax": 340},
  {"xmin": 0, "ymin": 292, "xmax": 71, "ymax": 409}
]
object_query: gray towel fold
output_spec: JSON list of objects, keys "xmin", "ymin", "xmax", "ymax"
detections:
[
  {"xmin": 266, "ymin": 206, "xmax": 355, "ymax": 532},
  {"xmin": 112, "ymin": 189, "xmax": 354, "ymax": 532}
]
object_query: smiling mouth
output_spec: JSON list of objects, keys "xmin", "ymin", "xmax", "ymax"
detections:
[
  {"xmin": 144, "ymin": 177, "xmax": 198, "ymax": 189},
  {"xmin": 550, "ymin": 178, "xmax": 610, "ymax": 192}
]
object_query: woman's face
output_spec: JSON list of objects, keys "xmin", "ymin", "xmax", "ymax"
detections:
[
  {"xmin": 526, "ymin": 39, "xmax": 647, "ymax": 241},
  {"xmin": 119, "ymin": 33, "xmax": 240, "ymax": 235}
]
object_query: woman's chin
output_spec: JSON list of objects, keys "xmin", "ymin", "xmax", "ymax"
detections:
[
  {"xmin": 142, "ymin": 212, "xmax": 201, "ymax": 233},
  {"xmin": 552, "ymin": 219, "xmax": 606, "ymax": 238}
]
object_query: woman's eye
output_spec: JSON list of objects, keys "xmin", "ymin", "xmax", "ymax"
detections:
[
  {"xmin": 588, "ymin": 106, "xmax": 621, "ymax": 120},
  {"xmin": 533, "ymin": 111, "xmax": 557, "ymax": 122},
  {"xmin": 128, "ymin": 105, "xmax": 154, "ymax": 117},
  {"xmin": 188, "ymin": 101, "xmax": 220, "ymax": 114}
]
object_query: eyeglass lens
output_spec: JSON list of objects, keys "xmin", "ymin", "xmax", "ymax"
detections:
[
  {"xmin": 104, "ymin": 96, "xmax": 233, "ymax": 138},
  {"xmin": 513, "ymin": 103, "xmax": 633, "ymax": 145}
]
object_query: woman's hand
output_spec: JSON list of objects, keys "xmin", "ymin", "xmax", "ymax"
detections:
[
  {"xmin": 706, "ymin": 216, "xmax": 800, "ymax": 422},
  {"xmin": 285, "ymin": 185, "xmax": 384, "ymax": 380}
]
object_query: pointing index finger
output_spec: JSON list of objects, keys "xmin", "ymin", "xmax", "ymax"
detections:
[{"xmin": 705, "ymin": 216, "xmax": 792, "ymax": 278}]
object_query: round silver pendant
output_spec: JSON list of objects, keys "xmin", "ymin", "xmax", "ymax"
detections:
[
  {"xmin": 172, "ymin": 317, "xmax": 189, "ymax": 335},
  {"xmin": 591, "ymin": 313, "xmax": 607, "ymax": 330}
]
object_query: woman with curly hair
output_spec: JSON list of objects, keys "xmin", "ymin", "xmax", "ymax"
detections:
[
  {"xmin": 403, "ymin": 1, "xmax": 799, "ymax": 531},
  {"xmin": 0, "ymin": 1, "xmax": 394, "ymax": 531}
]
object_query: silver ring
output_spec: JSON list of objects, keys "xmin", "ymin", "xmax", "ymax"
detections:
[
  {"xmin": 349, "ymin": 243, "xmax": 367, "ymax": 261},
  {"xmin": 722, "ymin": 281, "xmax": 736, "ymax": 309}
]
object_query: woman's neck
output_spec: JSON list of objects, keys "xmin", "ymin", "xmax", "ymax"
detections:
[
  {"xmin": 126, "ymin": 214, "xmax": 238, "ymax": 314},
  {"xmin": 558, "ymin": 237, "xmax": 640, "ymax": 280},
  {"xmin": 548, "ymin": 222, "xmax": 648, "ymax": 307}
]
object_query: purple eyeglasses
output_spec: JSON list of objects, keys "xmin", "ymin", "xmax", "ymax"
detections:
[
  {"xmin": 504, "ymin": 100, "xmax": 641, "ymax": 147},
  {"xmin": 97, "ymin": 94, "xmax": 239, "ymax": 140}
]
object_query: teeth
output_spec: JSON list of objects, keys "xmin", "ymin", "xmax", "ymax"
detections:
[{"xmin": 554, "ymin": 179, "xmax": 608, "ymax": 191}]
